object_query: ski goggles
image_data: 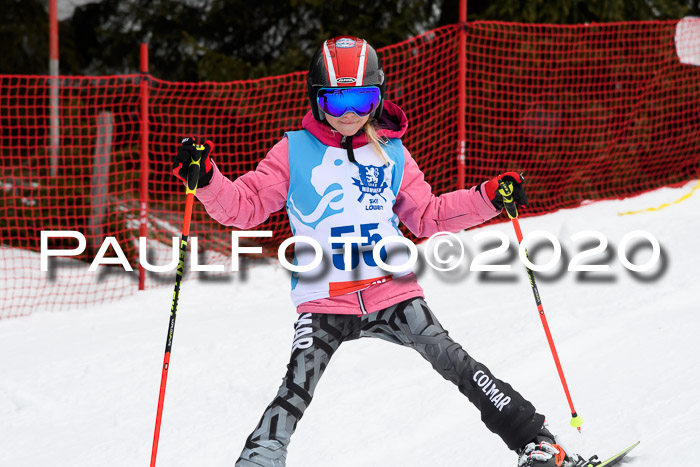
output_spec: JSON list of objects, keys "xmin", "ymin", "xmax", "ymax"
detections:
[{"xmin": 316, "ymin": 86, "xmax": 381, "ymax": 118}]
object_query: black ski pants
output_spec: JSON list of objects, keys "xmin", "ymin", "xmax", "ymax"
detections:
[{"xmin": 236, "ymin": 297, "xmax": 544, "ymax": 466}]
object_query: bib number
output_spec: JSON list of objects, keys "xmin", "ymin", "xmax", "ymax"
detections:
[{"xmin": 330, "ymin": 223, "xmax": 387, "ymax": 270}]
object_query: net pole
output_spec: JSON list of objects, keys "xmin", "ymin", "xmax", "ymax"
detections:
[
  {"xmin": 457, "ymin": 0, "xmax": 467, "ymax": 189},
  {"xmin": 49, "ymin": 0, "xmax": 59, "ymax": 176},
  {"xmin": 139, "ymin": 43, "xmax": 150, "ymax": 291}
]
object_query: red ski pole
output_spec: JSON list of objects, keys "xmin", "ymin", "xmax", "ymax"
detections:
[
  {"xmin": 498, "ymin": 180, "xmax": 583, "ymax": 433},
  {"xmin": 150, "ymin": 146, "xmax": 204, "ymax": 466}
]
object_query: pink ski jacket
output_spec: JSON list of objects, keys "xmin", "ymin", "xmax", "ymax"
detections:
[{"xmin": 194, "ymin": 102, "xmax": 500, "ymax": 315}]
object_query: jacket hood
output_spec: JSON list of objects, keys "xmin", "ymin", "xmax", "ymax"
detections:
[{"xmin": 301, "ymin": 101, "xmax": 409, "ymax": 148}]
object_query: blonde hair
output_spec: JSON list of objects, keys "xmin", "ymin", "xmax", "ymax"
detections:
[{"xmin": 363, "ymin": 120, "xmax": 389, "ymax": 166}]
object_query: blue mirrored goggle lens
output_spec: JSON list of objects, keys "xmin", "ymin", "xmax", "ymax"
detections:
[{"xmin": 317, "ymin": 87, "xmax": 381, "ymax": 118}]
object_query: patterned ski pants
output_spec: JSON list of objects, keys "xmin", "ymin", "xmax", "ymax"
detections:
[{"xmin": 236, "ymin": 298, "xmax": 544, "ymax": 466}]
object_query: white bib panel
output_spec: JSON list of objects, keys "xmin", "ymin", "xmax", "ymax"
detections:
[{"xmin": 285, "ymin": 130, "xmax": 410, "ymax": 306}]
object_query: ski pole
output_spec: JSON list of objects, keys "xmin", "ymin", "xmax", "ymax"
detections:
[
  {"xmin": 497, "ymin": 180, "xmax": 583, "ymax": 433},
  {"xmin": 150, "ymin": 146, "xmax": 204, "ymax": 467}
]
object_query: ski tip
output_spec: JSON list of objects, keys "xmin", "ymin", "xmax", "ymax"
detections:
[
  {"xmin": 625, "ymin": 441, "xmax": 641, "ymax": 450},
  {"xmin": 616, "ymin": 441, "xmax": 641, "ymax": 457},
  {"xmin": 588, "ymin": 441, "xmax": 641, "ymax": 467}
]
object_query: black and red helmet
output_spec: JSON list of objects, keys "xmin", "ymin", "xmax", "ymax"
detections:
[{"xmin": 307, "ymin": 36, "xmax": 385, "ymax": 121}]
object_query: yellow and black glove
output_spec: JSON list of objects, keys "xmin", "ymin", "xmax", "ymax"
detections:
[
  {"xmin": 171, "ymin": 136, "xmax": 215, "ymax": 188},
  {"xmin": 483, "ymin": 171, "xmax": 528, "ymax": 216}
]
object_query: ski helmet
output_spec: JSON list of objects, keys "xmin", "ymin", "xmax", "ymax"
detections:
[{"xmin": 307, "ymin": 36, "xmax": 385, "ymax": 121}]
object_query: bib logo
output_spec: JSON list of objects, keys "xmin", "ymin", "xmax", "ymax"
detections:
[{"xmin": 353, "ymin": 164, "xmax": 388, "ymax": 209}]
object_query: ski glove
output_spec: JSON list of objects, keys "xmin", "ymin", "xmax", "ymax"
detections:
[
  {"xmin": 172, "ymin": 136, "xmax": 215, "ymax": 188},
  {"xmin": 484, "ymin": 171, "xmax": 528, "ymax": 212}
]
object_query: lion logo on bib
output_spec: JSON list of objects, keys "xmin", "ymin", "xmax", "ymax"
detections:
[{"xmin": 352, "ymin": 164, "xmax": 388, "ymax": 202}]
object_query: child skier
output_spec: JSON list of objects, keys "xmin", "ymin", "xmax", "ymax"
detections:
[{"xmin": 172, "ymin": 36, "xmax": 583, "ymax": 467}]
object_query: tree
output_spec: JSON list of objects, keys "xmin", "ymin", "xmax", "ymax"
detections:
[
  {"xmin": 1, "ymin": 0, "xmax": 48, "ymax": 74},
  {"xmin": 63, "ymin": 0, "xmax": 440, "ymax": 81},
  {"xmin": 465, "ymin": 0, "xmax": 695, "ymax": 24},
  {"xmin": 1, "ymin": 0, "xmax": 697, "ymax": 79}
]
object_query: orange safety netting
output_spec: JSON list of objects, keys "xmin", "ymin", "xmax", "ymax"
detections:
[{"xmin": 1, "ymin": 21, "xmax": 699, "ymax": 318}]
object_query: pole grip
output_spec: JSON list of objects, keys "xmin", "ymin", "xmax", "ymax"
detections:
[
  {"xmin": 185, "ymin": 145, "xmax": 204, "ymax": 195},
  {"xmin": 498, "ymin": 181, "xmax": 519, "ymax": 219}
]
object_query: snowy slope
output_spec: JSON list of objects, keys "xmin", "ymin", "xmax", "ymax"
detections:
[{"xmin": 1, "ymin": 182, "xmax": 699, "ymax": 467}]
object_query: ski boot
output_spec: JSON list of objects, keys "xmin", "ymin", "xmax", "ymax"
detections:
[{"xmin": 517, "ymin": 425, "xmax": 587, "ymax": 467}]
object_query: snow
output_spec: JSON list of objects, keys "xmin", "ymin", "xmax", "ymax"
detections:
[
  {"xmin": 1, "ymin": 181, "xmax": 699, "ymax": 467},
  {"xmin": 0, "ymin": 225, "xmax": 238, "ymax": 317}
]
